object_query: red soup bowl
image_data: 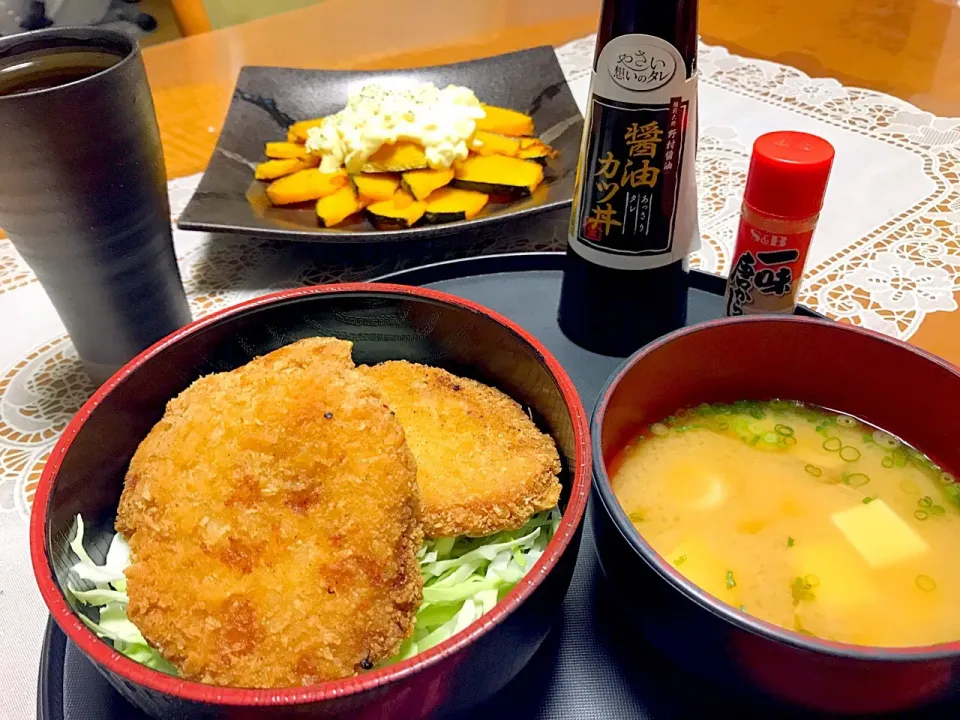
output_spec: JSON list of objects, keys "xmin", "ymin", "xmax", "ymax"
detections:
[
  {"xmin": 30, "ymin": 283, "xmax": 590, "ymax": 719},
  {"xmin": 590, "ymin": 316, "xmax": 960, "ymax": 715}
]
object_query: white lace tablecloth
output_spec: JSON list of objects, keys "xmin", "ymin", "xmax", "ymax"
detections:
[{"xmin": 1, "ymin": 34, "xmax": 959, "ymax": 719}]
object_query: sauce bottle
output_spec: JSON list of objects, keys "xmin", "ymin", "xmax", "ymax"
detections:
[
  {"xmin": 557, "ymin": 0, "xmax": 700, "ymax": 356},
  {"xmin": 724, "ymin": 131, "xmax": 835, "ymax": 316}
]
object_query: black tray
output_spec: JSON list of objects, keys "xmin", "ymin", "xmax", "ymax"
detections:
[{"xmin": 39, "ymin": 253, "xmax": 944, "ymax": 719}]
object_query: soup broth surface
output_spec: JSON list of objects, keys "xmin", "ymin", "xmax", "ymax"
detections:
[{"xmin": 612, "ymin": 400, "xmax": 960, "ymax": 648}]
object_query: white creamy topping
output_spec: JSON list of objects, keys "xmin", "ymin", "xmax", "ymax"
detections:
[{"xmin": 305, "ymin": 82, "xmax": 486, "ymax": 174}]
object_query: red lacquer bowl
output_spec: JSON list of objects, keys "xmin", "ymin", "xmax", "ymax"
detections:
[
  {"xmin": 590, "ymin": 316, "xmax": 960, "ymax": 715},
  {"xmin": 30, "ymin": 283, "xmax": 591, "ymax": 719}
]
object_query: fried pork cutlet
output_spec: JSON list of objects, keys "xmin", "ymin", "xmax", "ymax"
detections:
[
  {"xmin": 116, "ymin": 337, "xmax": 422, "ymax": 688},
  {"xmin": 361, "ymin": 361, "xmax": 561, "ymax": 538}
]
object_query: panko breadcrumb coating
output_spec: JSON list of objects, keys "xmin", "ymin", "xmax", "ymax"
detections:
[
  {"xmin": 361, "ymin": 361, "xmax": 561, "ymax": 538},
  {"xmin": 116, "ymin": 337, "xmax": 422, "ymax": 688}
]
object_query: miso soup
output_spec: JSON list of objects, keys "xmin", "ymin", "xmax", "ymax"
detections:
[{"xmin": 612, "ymin": 400, "xmax": 960, "ymax": 648}]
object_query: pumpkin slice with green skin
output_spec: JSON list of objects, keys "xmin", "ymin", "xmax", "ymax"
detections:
[
  {"xmin": 366, "ymin": 189, "xmax": 426, "ymax": 230},
  {"xmin": 363, "ymin": 142, "xmax": 429, "ymax": 172},
  {"xmin": 475, "ymin": 105, "xmax": 535, "ymax": 136},
  {"xmin": 423, "ymin": 187, "xmax": 489, "ymax": 223},
  {"xmin": 452, "ymin": 154, "xmax": 544, "ymax": 197},
  {"xmin": 469, "ymin": 131, "xmax": 521, "ymax": 157},
  {"xmin": 316, "ymin": 185, "xmax": 368, "ymax": 227},
  {"xmin": 351, "ymin": 173, "xmax": 401, "ymax": 202},
  {"xmin": 516, "ymin": 139, "xmax": 558, "ymax": 164},
  {"xmin": 254, "ymin": 156, "xmax": 318, "ymax": 181},
  {"xmin": 265, "ymin": 141, "xmax": 312, "ymax": 160},
  {"xmin": 401, "ymin": 168, "xmax": 455, "ymax": 201},
  {"xmin": 266, "ymin": 169, "xmax": 348, "ymax": 205}
]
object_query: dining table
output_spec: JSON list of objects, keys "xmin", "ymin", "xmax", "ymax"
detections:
[{"xmin": 3, "ymin": 0, "xmax": 960, "ymax": 717}]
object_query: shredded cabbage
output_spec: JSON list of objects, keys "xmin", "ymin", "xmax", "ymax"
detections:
[
  {"xmin": 390, "ymin": 508, "xmax": 559, "ymax": 662},
  {"xmin": 66, "ymin": 517, "xmax": 176, "ymax": 674},
  {"xmin": 66, "ymin": 508, "xmax": 560, "ymax": 674}
]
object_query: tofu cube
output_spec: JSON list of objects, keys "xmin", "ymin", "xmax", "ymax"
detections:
[{"xmin": 831, "ymin": 499, "xmax": 928, "ymax": 569}]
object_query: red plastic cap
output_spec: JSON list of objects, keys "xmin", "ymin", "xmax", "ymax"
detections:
[{"xmin": 743, "ymin": 131, "xmax": 835, "ymax": 219}]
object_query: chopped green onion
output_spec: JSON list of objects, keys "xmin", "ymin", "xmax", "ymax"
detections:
[
  {"xmin": 940, "ymin": 472, "xmax": 955, "ymax": 486},
  {"xmin": 945, "ymin": 484, "xmax": 960, "ymax": 510},
  {"xmin": 782, "ymin": 436, "xmax": 797, "ymax": 446},
  {"xmin": 872, "ymin": 431, "xmax": 900, "ymax": 449},
  {"xmin": 919, "ymin": 496, "xmax": 933, "ymax": 508},
  {"xmin": 628, "ymin": 510, "xmax": 645, "ymax": 524},
  {"xmin": 763, "ymin": 432, "xmax": 778, "ymax": 444},
  {"xmin": 726, "ymin": 571, "xmax": 736, "ymax": 589},
  {"xmin": 823, "ymin": 437, "xmax": 842, "ymax": 452},
  {"xmin": 914, "ymin": 509, "xmax": 930, "ymax": 521},
  {"xmin": 775, "ymin": 424, "xmax": 795, "ymax": 437},
  {"xmin": 696, "ymin": 403, "xmax": 713, "ymax": 416},
  {"xmin": 846, "ymin": 473, "xmax": 870, "ymax": 488},
  {"xmin": 930, "ymin": 504, "xmax": 945, "ymax": 516},
  {"xmin": 882, "ymin": 456, "xmax": 895, "ymax": 469},
  {"xmin": 791, "ymin": 576, "xmax": 815, "ymax": 603},
  {"xmin": 676, "ymin": 408, "xmax": 691, "ymax": 419},
  {"xmin": 739, "ymin": 604, "xmax": 747, "ymax": 612},
  {"xmin": 717, "ymin": 421, "xmax": 730, "ymax": 431},
  {"xmin": 674, "ymin": 554, "xmax": 687, "ymax": 566},
  {"xmin": 893, "ymin": 448, "xmax": 908, "ymax": 467},
  {"xmin": 805, "ymin": 464, "xmax": 823, "ymax": 477},
  {"xmin": 650, "ymin": 423, "xmax": 668, "ymax": 436},
  {"xmin": 900, "ymin": 479, "xmax": 920, "ymax": 494},
  {"xmin": 862, "ymin": 497, "xmax": 874, "ymax": 504},
  {"xmin": 908, "ymin": 449, "xmax": 937, "ymax": 472},
  {"xmin": 839, "ymin": 446, "xmax": 861, "ymax": 462},
  {"xmin": 836, "ymin": 415, "xmax": 856, "ymax": 427},
  {"xmin": 916, "ymin": 575, "xmax": 937, "ymax": 592},
  {"xmin": 749, "ymin": 435, "xmax": 761, "ymax": 447},
  {"xmin": 787, "ymin": 536, "xmax": 795, "ymax": 547},
  {"xmin": 749, "ymin": 408, "xmax": 765, "ymax": 420}
]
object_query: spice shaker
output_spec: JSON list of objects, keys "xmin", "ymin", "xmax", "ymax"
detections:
[{"xmin": 725, "ymin": 131, "xmax": 835, "ymax": 316}]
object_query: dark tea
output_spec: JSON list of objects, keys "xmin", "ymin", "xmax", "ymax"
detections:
[{"xmin": 0, "ymin": 47, "xmax": 123, "ymax": 96}]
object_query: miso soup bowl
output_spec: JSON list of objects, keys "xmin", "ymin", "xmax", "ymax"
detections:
[
  {"xmin": 590, "ymin": 316, "xmax": 960, "ymax": 715},
  {"xmin": 30, "ymin": 283, "xmax": 591, "ymax": 719}
]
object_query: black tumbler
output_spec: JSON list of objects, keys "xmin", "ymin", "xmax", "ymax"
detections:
[{"xmin": 0, "ymin": 28, "xmax": 191, "ymax": 384}]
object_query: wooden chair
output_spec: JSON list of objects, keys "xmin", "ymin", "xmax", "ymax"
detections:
[
  {"xmin": 171, "ymin": 0, "xmax": 321, "ymax": 35},
  {"xmin": 170, "ymin": 0, "xmax": 212, "ymax": 34}
]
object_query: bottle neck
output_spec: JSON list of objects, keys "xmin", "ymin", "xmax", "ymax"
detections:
[{"xmin": 594, "ymin": 0, "xmax": 700, "ymax": 77}]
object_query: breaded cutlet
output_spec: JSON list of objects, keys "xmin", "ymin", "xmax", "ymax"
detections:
[
  {"xmin": 361, "ymin": 361, "xmax": 561, "ymax": 538},
  {"xmin": 116, "ymin": 337, "xmax": 423, "ymax": 688}
]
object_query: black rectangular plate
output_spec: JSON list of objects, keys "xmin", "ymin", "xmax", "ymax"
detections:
[{"xmin": 177, "ymin": 48, "xmax": 583, "ymax": 244}]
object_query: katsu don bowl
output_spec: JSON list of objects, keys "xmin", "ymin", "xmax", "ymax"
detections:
[
  {"xmin": 30, "ymin": 284, "xmax": 590, "ymax": 719},
  {"xmin": 590, "ymin": 316, "xmax": 960, "ymax": 715}
]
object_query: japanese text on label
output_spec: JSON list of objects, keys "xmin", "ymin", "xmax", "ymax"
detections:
[
  {"xmin": 576, "ymin": 97, "xmax": 688, "ymax": 256},
  {"xmin": 725, "ymin": 248, "xmax": 800, "ymax": 315}
]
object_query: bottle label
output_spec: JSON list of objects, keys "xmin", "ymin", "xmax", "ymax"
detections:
[
  {"xmin": 568, "ymin": 34, "xmax": 700, "ymax": 271},
  {"xmin": 724, "ymin": 220, "xmax": 814, "ymax": 315}
]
